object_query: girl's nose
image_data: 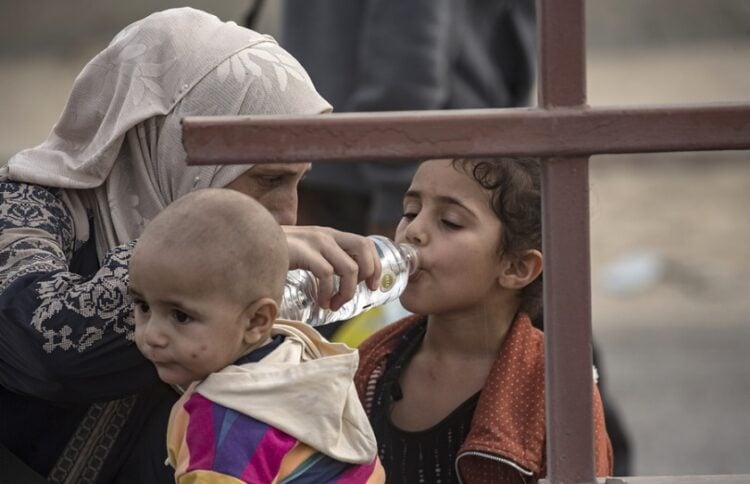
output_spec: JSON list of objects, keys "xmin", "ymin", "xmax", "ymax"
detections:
[{"xmin": 404, "ymin": 218, "xmax": 428, "ymax": 246}]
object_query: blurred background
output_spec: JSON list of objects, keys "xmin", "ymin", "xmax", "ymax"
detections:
[{"xmin": 1, "ymin": 0, "xmax": 749, "ymax": 477}]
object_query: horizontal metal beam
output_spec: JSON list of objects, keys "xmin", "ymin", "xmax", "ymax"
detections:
[{"xmin": 183, "ymin": 103, "xmax": 750, "ymax": 165}]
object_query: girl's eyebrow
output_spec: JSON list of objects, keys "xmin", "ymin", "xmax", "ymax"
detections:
[{"xmin": 405, "ymin": 190, "xmax": 475, "ymax": 215}]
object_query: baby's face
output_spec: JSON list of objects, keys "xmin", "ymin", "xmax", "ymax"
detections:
[{"xmin": 129, "ymin": 245, "xmax": 253, "ymax": 386}]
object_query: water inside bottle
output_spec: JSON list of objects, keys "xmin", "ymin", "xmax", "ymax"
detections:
[{"xmin": 279, "ymin": 236, "xmax": 418, "ymax": 326}]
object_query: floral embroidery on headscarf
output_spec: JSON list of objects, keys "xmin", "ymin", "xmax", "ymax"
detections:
[{"xmin": 4, "ymin": 7, "xmax": 331, "ymax": 260}]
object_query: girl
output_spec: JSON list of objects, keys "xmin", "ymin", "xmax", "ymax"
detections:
[{"xmin": 355, "ymin": 157, "xmax": 612, "ymax": 483}]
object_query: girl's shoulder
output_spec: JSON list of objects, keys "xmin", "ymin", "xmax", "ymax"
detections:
[
  {"xmin": 354, "ymin": 314, "xmax": 425, "ymax": 404},
  {"xmin": 357, "ymin": 314, "xmax": 425, "ymax": 360}
]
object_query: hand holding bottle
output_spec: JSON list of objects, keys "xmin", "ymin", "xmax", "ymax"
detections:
[
  {"xmin": 280, "ymin": 236, "xmax": 419, "ymax": 327},
  {"xmin": 282, "ymin": 226, "xmax": 382, "ymax": 311}
]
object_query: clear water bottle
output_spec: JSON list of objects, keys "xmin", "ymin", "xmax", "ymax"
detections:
[{"xmin": 279, "ymin": 235, "xmax": 419, "ymax": 327}]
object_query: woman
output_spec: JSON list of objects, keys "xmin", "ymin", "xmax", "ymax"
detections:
[{"xmin": 0, "ymin": 8, "xmax": 380, "ymax": 483}]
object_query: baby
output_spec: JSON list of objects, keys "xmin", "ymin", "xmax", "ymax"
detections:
[{"xmin": 129, "ymin": 188, "xmax": 383, "ymax": 483}]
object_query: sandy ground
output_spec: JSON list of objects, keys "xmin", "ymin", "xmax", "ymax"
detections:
[{"xmin": 1, "ymin": 40, "xmax": 749, "ymax": 477}]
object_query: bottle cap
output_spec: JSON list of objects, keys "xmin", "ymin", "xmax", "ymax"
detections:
[{"xmin": 399, "ymin": 243, "xmax": 419, "ymax": 275}]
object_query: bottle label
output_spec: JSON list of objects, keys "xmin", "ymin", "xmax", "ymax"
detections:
[{"xmin": 380, "ymin": 271, "xmax": 396, "ymax": 291}]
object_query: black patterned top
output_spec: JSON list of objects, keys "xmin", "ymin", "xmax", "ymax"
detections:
[
  {"xmin": 0, "ymin": 181, "xmax": 168, "ymax": 483},
  {"xmin": 367, "ymin": 320, "xmax": 481, "ymax": 484}
]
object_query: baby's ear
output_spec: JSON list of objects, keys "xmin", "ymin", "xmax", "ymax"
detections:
[
  {"xmin": 242, "ymin": 297, "xmax": 278, "ymax": 346},
  {"xmin": 498, "ymin": 249, "xmax": 543, "ymax": 290}
]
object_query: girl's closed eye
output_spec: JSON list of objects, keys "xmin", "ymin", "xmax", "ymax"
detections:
[
  {"xmin": 439, "ymin": 209, "xmax": 465, "ymax": 229},
  {"xmin": 441, "ymin": 218, "xmax": 463, "ymax": 229},
  {"xmin": 401, "ymin": 200, "xmax": 421, "ymax": 221}
]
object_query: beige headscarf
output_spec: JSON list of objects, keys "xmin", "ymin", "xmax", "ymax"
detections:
[{"xmin": 1, "ymin": 7, "xmax": 331, "ymax": 260}]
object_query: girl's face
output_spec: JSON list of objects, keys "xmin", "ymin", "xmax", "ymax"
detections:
[{"xmin": 395, "ymin": 159, "xmax": 506, "ymax": 316}]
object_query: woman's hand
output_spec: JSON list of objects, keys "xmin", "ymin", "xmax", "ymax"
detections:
[{"xmin": 282, "ymin": 226, "xmax": 381, "ymax": 311}]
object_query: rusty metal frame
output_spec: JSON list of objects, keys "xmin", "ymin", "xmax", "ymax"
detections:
[
  {"xmin": 182, "ymin": 0, "xmax": 750, "ymax": 482},
  {"xmin": 183, "ymin": 104, "xmax": 750, "ymax": 164}
]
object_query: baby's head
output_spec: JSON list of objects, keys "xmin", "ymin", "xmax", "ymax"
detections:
[
  {"xmin": 129, "ymin": 188, "xmax": 288, "ymax": 386},
  {"xmin": 396, "ymin": 157, "xmax": 542, "ymax": 320}
]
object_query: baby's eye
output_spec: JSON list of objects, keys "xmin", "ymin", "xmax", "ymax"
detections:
[
  {"xmin": 402, "ymin": 211, "xmax": 417, "ymax": 220},
  {"xmin": 172, "ymin": 310, "xmax": 192, "ymax": 324},
  {"xmin": 133, "ymin": 299, "xmax": 150, "ymax": 314}
]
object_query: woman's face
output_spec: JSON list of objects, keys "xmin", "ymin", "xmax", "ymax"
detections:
[{"xmin": 224, "ymin": 163, "xmax": 311, "ymax": 226}]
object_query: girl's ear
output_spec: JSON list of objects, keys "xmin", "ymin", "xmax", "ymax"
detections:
[
  {"xmin": 242, "ymin": 297, "xmax": 279, "ymax": 347},
  {"xmin": 498, "ymin": 249, "xmax": 543, "ymax": 290}
]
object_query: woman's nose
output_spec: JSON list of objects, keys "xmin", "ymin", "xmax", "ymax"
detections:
[{"xmin": 268, "ymin": 189, "xmax": 298, "ymax": 226}]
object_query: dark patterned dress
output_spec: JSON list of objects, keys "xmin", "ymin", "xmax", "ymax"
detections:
[{"xmin": 0, "ymin": 181, "xmax": 173, "ymax": 484}]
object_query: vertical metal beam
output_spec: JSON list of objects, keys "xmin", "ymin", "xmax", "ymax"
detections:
[
  {"xmin": 538, "ymin": 1, "xmax": 587, "ymax": 107},
  {"xmin": 538, "ymin": 0, "xmax": 596, "ymax": 483}
]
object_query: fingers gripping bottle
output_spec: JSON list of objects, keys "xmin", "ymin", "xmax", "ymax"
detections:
[{"xmin": 279, "ymin": 235, "xmax": 419, "ymax": 327}]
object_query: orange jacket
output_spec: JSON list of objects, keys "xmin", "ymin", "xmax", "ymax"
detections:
[{"xmin": 355, "ymin": 313, "xmax": 613, "ymax": 483}]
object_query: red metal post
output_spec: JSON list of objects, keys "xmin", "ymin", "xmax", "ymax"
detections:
[{"xmin": 538, "ymin": 0, "xmax": 596, "ymax": 482}]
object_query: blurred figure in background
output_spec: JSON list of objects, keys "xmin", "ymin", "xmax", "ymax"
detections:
[
  {"xmin": 267, "ymin": 0, "xmax": 536, "ymax": 337},
  {"xmin": 277, "ymin": 0, "xmax": 537, "ymax": 238}
]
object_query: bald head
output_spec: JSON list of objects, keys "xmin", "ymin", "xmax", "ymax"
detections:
[{"xmin": 133, "ymin": 188, "xmax": 289, "ymax": 304}]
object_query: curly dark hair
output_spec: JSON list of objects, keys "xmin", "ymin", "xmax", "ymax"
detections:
[{"xmin": 453, "ymin": 157, "xmax": 542, "ymax": 319}]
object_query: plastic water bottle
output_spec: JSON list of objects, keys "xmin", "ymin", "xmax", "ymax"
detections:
[{"xmin": 279, "ymin": 235, "xmax": 419, "ymax": 327}]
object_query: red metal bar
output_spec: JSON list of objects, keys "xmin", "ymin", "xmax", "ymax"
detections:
[
  {"xmin": 538, "ymin": 0, "xmax": 596, "ymax": 482},
  {"xmin": 538, "ymin": 0, "xmax": 586, "ymax": 107},
  {"xmin": 183, "ymin": 104, "xmax": 750, "ymax": 165},
  {"xmin": 541, "ymin": 156, "xmax": 595, "ymax": 482}
]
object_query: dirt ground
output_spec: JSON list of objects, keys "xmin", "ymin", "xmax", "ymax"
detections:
[{"xmin": 1, "ymin": 36, "xmax": 749, "ymax": 477}]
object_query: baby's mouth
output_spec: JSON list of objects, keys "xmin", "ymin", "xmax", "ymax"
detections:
[{"xmin": 147, "ymin": 355, "xmax": 171, "ymax": 366}]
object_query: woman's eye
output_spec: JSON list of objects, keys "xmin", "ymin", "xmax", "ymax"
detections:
[
  {"xmin": 259, "ymin": 175, "xmax": 284, "ymax": 187},
  {"xmin": 172, "ymin": 310, "xmax": 192, "ymax": 324}
]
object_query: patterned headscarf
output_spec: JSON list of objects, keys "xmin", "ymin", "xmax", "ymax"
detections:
[{"xmin": 1, "ymin": 7, "xmax": 331, "ymax": 259}]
